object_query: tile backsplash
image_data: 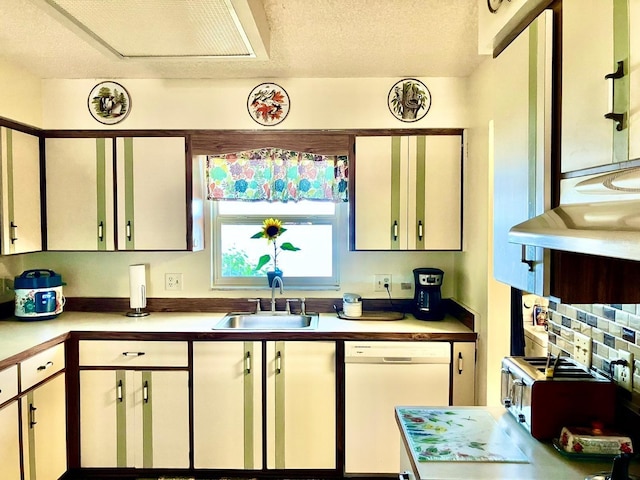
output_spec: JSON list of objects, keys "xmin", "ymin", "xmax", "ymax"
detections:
[{"xmin": 546, "ymin": 299, "xmax": 640, "ymax": 395}]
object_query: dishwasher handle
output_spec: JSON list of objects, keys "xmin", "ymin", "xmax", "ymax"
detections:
[{"xmin": 383, "ymin": 357, "xmax": 413, "ymax": 363}]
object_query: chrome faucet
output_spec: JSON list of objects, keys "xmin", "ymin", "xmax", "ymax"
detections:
[{"xmin": 270, "ymin": 276, "xmax": 284, "ymax": 312}]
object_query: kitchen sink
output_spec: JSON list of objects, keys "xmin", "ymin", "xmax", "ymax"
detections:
[{"xmin": 213, "ymin": 312, "xmax": 319, "ymax": 330}]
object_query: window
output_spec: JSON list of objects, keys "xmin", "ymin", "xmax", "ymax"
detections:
[{"xmin": 212, "ymin": 201, "xmax": 342, "ymax": 288}]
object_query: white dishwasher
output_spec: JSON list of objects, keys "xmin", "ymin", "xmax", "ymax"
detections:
[{"xmin": 344, "ymin": 341, "xmax": 451, "ymax": 475}]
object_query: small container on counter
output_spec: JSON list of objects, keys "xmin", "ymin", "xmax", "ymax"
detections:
[{"xmin": 343, "ymin": 293, "xmax": 362, "ymax": 317}]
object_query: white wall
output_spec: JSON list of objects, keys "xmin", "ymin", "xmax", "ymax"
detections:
[
  {"xmin": 0, "ymin": 58, "xmax": 43, "ymax": 301},
  {"xmin": 454, "ymin": 56, "xmax": 514, "ymax": 406},
  {"xmin": 21, "ymin": 76, "xmax": 469, "ymax": 300}
]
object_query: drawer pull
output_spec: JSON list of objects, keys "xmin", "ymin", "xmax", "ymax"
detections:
[
  {"xmin": 245, "ymin": 351, "xmax": 251, "ymax": 374},
  {"xmin": 117, "ymin": 380, "xmax": 123, "ymax": 402},
  {"xmin": 122, "ymin": 351, "xmax": 145, "ymax": 357},
  {"xmin": 29, "ymin": 404, "xmax": 37, "ymax": 428},
  {"xmin": 37, "ymin": 361, "xmax": 54, "ymax": 371}
]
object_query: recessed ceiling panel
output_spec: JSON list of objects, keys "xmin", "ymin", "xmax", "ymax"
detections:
[{"xmin": 43, "ymin": 0, "xmax": 262, "ymax": 58}]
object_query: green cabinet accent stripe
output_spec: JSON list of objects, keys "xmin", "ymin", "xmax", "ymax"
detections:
[
  {"xmin": 390, "ymin": 137, "xmax": 402, "ymax": 250},
  {"xmin": 274, "ymin": 341, "xmax": 286, "ymax": 468},
  {"xmin": 96, "ymin": 138, "xmax": 107, "ymax": 251},
  {"xmin": 142, "ymin": 371, "xmax": 153, "ymax": 468},
  {"xmin": 613, "ymin": 0, "xmax": 630, "ymax": 162},
  {"xmin": 27, "ymin": 391, "xmax": 36, "ymax": 480},
  {"xmin": 124, "ymin": 138, "xmax": 135, "ymax": 249},
  {"xmin": 243, "ymin": 342, "xmax": 255, "ymax": 469},
  {"xmin": 6, "ymin": 130, "xmax": 15, "ymax": 253},
  {"xmin": 526, "ymin": 19, "xmax": 539, "ymax": 294},
  {"xmin": 415, "ymin": 136, "xmax": 426, "ymax": 250},
  {"xmin": 116, "ymin": 371, "xmax": 127, "ymax": 467}
]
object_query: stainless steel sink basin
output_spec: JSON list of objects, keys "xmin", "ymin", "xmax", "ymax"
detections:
[{"xmin": 213, "ymin": 312, "xmax": 319, "ymax": 330}]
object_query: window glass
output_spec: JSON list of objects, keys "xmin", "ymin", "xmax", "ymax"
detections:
[{"xmin": 213, "ymin": 201, "xmax": 340, "ymax": 288}]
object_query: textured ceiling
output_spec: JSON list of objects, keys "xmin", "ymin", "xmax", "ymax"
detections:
[{"xmin": 0, "ymin": 0, "xmax": 486, "ymax": 80}]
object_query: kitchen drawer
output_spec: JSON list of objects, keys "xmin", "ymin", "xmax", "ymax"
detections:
[
  {"xmin": 20, "ymin": 343, "xmax": 65, "ymax": 392},
  {"xmin": 79, "ymin": 340, "xmax": 188, "ymax": 367},
  {"xmin": 0, "ymin": 365, "xmax": 18, "ymax": 404}
]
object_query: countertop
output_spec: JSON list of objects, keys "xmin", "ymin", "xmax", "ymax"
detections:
[
  {"xmin": 397, "ymin": 406, "xmax": 640, "ymax": 480},
  {"xmin": 0, "ymin": 310, "xmax": 475, "ymax": 366}
]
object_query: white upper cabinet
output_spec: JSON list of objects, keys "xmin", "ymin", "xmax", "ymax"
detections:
[
  {"xmin": 45, "ymin": 136, "xmax": 198, "ymax": 251},
  {"xmin": 561, "ymin": 0, "xmax": 634, "ymax": 172},
  {"xmin": 629, "ymin": 0, "xmax": 640, "ymax": 160},
  {"xmin": 0, "ymin": 127, "xmax": 42, "ymax": 254},
  {"xmin": 45, "ymin": 137, "xmax": 115, "ymax": 251},
  {"xmin": 354, "ymin": 134, "xmax": 462, "ymax": 251},
  {"xmin": 115, "ymin": 137, "xmax": 187, "ymax": 250},
  {"xmin": 493, "ymin": 11, "xmax": 551, "ymax": 295}
]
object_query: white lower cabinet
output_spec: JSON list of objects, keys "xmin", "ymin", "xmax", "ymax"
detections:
[
  {"xmin": 80, "ymin": 369, "xmax": 189, "ymax": 468},
  {"xmin": 21, "ymin": 373, "xmax": 67, "ymax": 480},
  {"xmin": 452, "ymin": 342, "xmax": 476, "ymax": 406},
  {"xmin": 193, "ymin": 341, "xmax": 263, "ymax": 469},
  {"xmin": 0, "ymin": 401, "xmax": 20, "ymax": 480},
  {"xmin": 266, "ymin": 341, "xmax": 336, "ymax": 470},
  {"xmin": 193, "ymin": 340, "xmax": 336, "ymax": 471}
]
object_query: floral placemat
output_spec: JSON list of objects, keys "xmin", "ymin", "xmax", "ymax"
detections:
[{"xmin": 397, "ymin": 408, "xmax": 529, "ymax": 463}]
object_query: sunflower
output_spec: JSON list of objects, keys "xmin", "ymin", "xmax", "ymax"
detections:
[
  {"xmin": 251, "ymin": 218, "xmax": 300, "ymax": 271},
  {"xmin": 260, "ymin": 218, "xmax": 284, "ymax": 242}
]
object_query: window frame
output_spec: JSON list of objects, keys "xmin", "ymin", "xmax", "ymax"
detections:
[{"xmin": 211, "ymin": 202, "xmax": 343, "ymax": 289}]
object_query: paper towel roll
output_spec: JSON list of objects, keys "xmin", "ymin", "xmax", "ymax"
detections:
[{"xmin": 129, "ymin": 264, "xmax": 147, "ymax": 309}]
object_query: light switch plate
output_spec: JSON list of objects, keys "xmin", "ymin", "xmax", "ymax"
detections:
[{"xmin": 574, "ymin": 332, "xmax": 592, "ymax": 368}]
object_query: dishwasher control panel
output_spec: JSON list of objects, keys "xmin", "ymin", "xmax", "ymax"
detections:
[{"xmin": 344, "ymin": 341, "xmax": 451, "ymax": 364}]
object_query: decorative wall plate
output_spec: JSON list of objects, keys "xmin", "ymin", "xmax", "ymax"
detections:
[
  {"xmin": 88, "ymin": 81, "xmax": 131, "ymax": 125},
  {"xmin": 387, "ymin": 78, "xmax": 432, "ymax": 122},
  {"xmin": 247, "ymin": 83, "xmax": 290, "ymax": 126}
]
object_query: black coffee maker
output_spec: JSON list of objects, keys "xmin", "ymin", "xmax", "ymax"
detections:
[{"xmin": 413, "ymin": 268, "xmax": 445, "ymax": 320}]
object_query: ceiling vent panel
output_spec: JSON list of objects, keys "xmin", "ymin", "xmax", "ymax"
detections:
[{"xmin": 31, "ymin": 0, "xmax": 270, "ymax": 59}]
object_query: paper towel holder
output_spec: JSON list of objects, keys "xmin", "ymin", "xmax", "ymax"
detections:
[{"xmin": 127, "ymin": 264, "xmax": 150, "ymax": 318}]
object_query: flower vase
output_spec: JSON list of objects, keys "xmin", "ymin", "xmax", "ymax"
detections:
[{"xmin": 267, "ymin": 269, "xmax": 283, "ymax": 287}]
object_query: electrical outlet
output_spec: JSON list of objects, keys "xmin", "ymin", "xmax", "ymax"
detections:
[
  {"xmin": 374, "ymin": 274, "xmax": 391, "ymax": 292},
  {"xmin": 574, "ymin": 332, "xmax": 592, "ymax": 368},
  {"xmin": 615, "ymin": 350, "xmax": 633, "ymax": 392},
  {"xmin": 165, "ymin": 273, "xmax": 183, "ymax": 291}
]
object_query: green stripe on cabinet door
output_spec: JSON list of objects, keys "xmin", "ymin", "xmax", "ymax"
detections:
[
  {"xmin": 6, "ymin": 130, "xmax": 15, "ymax": 253},
  {"xmin": 390, "ymin": 137, "xmax": 401, "ymax": 250},
  {"xmin": 274, "ymin": 341, "xmax": 285, "ymax": 468},
  {"xmin": 613, "ymin": 0, "xmax": 629, "ymax": 162},
  {"xmin": 415, "ymin": 136, "xmax": 426, "ymax": 249},
  {"xmin": 124, "ymin": 138, "xmax": 135, "ymax": 249},
  {"xmin": 116, "ymin": 371, "xmax": 127, "ymax": 467},
  {"xmin": 27, "ymin": 391, "xmax": 36, "ymax": 480},
  {"xmin": 96, "ymin": 138, "xmax": 107, "ymax": 251},
  {"xmin": 243, "ymin": 342, "xmax": 255, "ymax": 469},
  {"xmin": 142, "ymin": 371, "xmax": 153, "ymax": 468},
  {"xmin": 527, "ymin": 18, "xmax": 539, "ymax": 294}
]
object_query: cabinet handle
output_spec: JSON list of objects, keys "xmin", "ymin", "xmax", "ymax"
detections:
[
  {"xmin": 418, "ymin": 220, "xmax": 423, "ymax": 241},
  {"xmin": 143, "ymin": 381, "xmax": 149, "ymax": 403},
  {"xmin": 520, "ymin": 245, "xmax": 534, "ymax": 272},
  {"xmin": 29, "ymin": 404, "xmax": 37, "ymax": 428},
  {"xmin": 10, "ymin": 221, "xmax": 18, "ymax": 244},
  {"xmin": 37, "ymin": 361, "xmax": 54, "ymax": 371},
  {"xmin": 122, "ymin": 351, "xmax": 145, "ymax": 357},
  {"xmin": 457, "ymin": 351, "xmax": 463, "ymax": 374},
  {"xmin": 399, "ymin": 472, "xmax": 411, "ymax": 480},
  {"xmin": 245, "ymin": 351, "xmax": 251, "ymax": 374},
  {"xmin": 126, "ymin": 221, "xmax": 132, "ymax": 241},
  {"xmin": 276, "ymin": 350, "xmax": 282, "ymax": 374},
  {"xmin": 117, "ymin": 380, "xmax": 123, "ymax": 402},
  {"xmin": 604, "ymin": 60, "xmax": 625, "ymax": 131},
  {"xmin": 97, "ymin": 221, "xmax": 104, "ymax": 241},
  {"xmin": 392, "ymin": 220, "xmax": 398, "ymax": 241}
]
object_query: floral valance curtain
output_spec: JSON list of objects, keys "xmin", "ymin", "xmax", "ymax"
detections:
[{"xmin": 206, "ymin": 148, "xmax": 348, "ymax": 202}]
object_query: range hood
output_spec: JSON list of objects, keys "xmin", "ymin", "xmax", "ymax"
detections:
[{"xmin": 509, "ymin": 166, "xmax": 640, "ymax": 262}]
